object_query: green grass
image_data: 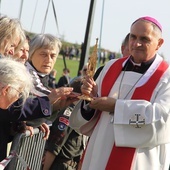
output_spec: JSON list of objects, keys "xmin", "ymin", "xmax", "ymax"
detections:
[
  {"xmin": 54, "ymin": 56, "xmax": 80, "ymax": 81},
  {"xmin": 54, "ymin": 55, "xmax": 106, "ymax": 82}
]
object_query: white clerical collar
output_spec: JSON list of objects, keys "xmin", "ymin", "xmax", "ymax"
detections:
[{"xmin": 130, "ymin": 58, "xmax": 141, "ymax": 66}]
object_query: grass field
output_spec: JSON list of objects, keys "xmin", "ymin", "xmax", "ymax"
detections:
[
  {"xmin": 54, "ymin": 55, "xmax": 80, "ymax": 81},
  {"xmin": 54, "ymin": 55, "xmax": 106, "ymax": 82}
]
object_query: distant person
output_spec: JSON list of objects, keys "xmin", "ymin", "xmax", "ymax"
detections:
[
  {"xmin": 58, "ymin": 68, "xmax": 71, "ymax": 87},
  {"xmin": 70, "ymin": 16, "xmax": 170, "ymax": 170},
  {"xmin": 108, "ymin": 52, "xmax": 115, "ymax": 60},
  {"xmin": 121, "ymin": 33, "xmax": 130, "ymax": 57},
  {"xmin": 99, "ymin": 50, "xmax": 104, "ymax": 64},
  {"xmin": 75, "ymin": 47, "xmax": 81, "ymax": 60},
  {"xmin": 69, "ymin": 46, "xmax": 76, "ymax": 60},
  {"xmin": 103, "ymin": 50, "xmax": 107, "ymax": 64},
  {"xmin": 48, "ymin": 69, "xmax": 58, "ymax": 89}
]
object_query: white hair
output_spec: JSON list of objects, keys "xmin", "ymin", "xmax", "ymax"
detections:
[
  {"xmin": 0, "ymin": 57, "xmax": 33, "ymax": 104},
  {"xmin": 29, "ymin": 33, "xmax": 62, "ymax": 60}
]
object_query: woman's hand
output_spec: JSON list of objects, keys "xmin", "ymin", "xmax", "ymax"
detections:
[
  {"xmin": 48, "ymin": 87, "xmax": 73, "ymax": 104},
  {"xmin": 39, "ymin": 123, "xmax": 50, "ymax": 140}
]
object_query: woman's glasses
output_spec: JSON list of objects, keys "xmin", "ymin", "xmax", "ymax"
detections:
[{"xmin": 11, "ymin": 87, "xmax": 23, "ymax": 98}]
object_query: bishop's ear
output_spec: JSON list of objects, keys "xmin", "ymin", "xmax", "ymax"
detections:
[{"xmin": 156, "ymin": 38, "xmax": 164, "ymax": 50}]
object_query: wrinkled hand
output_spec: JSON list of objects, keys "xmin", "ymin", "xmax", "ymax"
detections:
[
  {"xmin": 89, "ymin": 97, "xmax": 116, "ymax": 112},
  {"xmin": 26, "ymin": 123, "xmax": 49, "ymax": 140},
  {"xmin": 53, "ymin": 92, "xmax": 80, "ymax": 111},
  {"xmin": 81, "ymin": 76, "xmax": 97, "ymax": 98},
  {"xmin": 48, "ymin": 87, "xmax": 74, "ymax": 104},
  {"xmin": 25, "ymin": 125, "xmax": 34, "ymax": 137},
  {"xmin": 39, "ymin": 123, "xmax": 50, "ymax": 140}
]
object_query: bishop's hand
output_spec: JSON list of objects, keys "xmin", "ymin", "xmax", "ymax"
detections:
[
  {"xmin": 80, "ymin": 76, "xmax": 98, "ymax": 101},
  {"xmin": 89, "ymin": 97, "xmax": 116, "ymax": 113}
]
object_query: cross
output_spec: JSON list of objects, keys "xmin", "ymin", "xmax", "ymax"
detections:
[{"xmin": 129, "ymin": 114, "xmax": 145, "ymax": 128}]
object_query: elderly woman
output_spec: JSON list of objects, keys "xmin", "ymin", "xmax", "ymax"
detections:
[
  {"xmin": 25, "ymin": 34, "xmax": 78, "ymax": 123},
  {"xmin": 0, "ymin": 57, "xmax": 32, "ymax": 108},
  {"xmin": 25, "ymin": 34, "xmax": 85, "ymax": 170},
  {"xmin": 26, "ymin": 33, "xmax": 62, "ymax": 95},
  {"xmin": 0, "ymin": 57, "xmax": 33, "ymax": 162}
]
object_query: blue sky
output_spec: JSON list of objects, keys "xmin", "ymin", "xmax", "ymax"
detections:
[{"xmin": 1, "ymin": 0, "xmax": 170, "ymax": 62}]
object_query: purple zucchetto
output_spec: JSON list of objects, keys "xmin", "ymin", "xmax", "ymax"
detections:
[{"xmin": 132, "ymin": 16, "xmax": 162, "ymax": 32}]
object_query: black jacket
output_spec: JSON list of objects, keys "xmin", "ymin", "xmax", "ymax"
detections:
[{"xmin": 0, "ymin": 96, "xmax": 51, "ymax": 161}]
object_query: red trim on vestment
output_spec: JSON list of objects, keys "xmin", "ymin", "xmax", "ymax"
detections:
[
  {"xmin": 102, "ymin": 58, "xmax": 168, "ymax": 170},
  {"xmin": 132, "ymin": 61, "xmax": 168, "ymax": 100},
  {"xmin": 101, "ymin": 57, "xmax": 128, "ymax": 96}
]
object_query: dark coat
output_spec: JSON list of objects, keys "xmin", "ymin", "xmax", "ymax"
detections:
[
  {"xmin": 0, "ymin": 96, "xmax": 51, "ymax": 161},
  {"xmin": 58, "ymin": 76, "xmax": 70, "ymax": 87}
]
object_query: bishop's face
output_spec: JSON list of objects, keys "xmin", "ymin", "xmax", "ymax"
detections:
[{"xmin": 129, "ymin": 20, "xmax": 163, "ymax": 63}]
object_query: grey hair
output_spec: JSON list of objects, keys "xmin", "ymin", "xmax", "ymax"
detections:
[
  {"xmin": 29, "ymin": 34, "xmax": 62, "ymax": 59},
  {"xmin": 0, "ymin": 15, "xmax": 26, "ymax": 55},
  {"xmin": 0, "ymin": 57, "xmax": 33, "ymax": 105},
  {"xmin": 131, "ymin": 19, "xmax": 162, "ymax": 38}
]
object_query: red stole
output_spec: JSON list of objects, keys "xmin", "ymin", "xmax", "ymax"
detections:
[{"xmin": 100, "ymin": 57, "xmax": 168, "ymax": 170}]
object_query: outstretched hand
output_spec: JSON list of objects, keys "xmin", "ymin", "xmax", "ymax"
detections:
[
  {"xmin": 48, "ymin": 87, "xmax": 74, "ymax": 104},
  {"xmin": 49, "ymin": 87, "xmax": 80, "ymax": 111}
]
